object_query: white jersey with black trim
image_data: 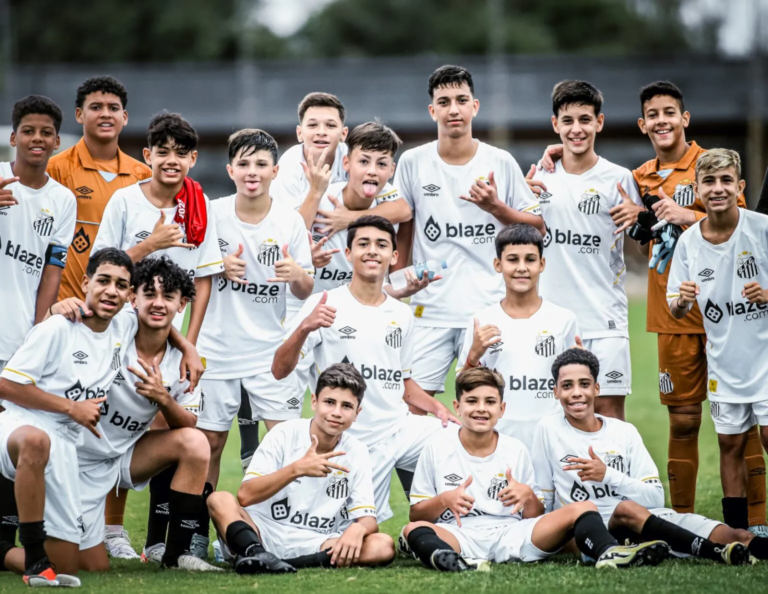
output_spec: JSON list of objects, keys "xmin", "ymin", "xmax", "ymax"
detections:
[
  {"xmin": 536, "ymin": 158, "xmax": 642, "ymax": 339},
  {"xmin": 78, "ymin": 340, "xmax": 197, "ymax": 462},
  {"xmin": 531, "ymin": 414, "xmax": 664, "ymax": 524},
  {"xmin": 243, "ymin": 418, "xmax": 376, "ymax": 535},
  {"xmin": 0, "ymin": 162, "xmax": 77, "ymax": 360},
  {"xmin": 271, "ymin": 143, "xmax": 349, "ymax": 210},
  {"xmin": 410, "ymin": 428, "xmax": 543, "ymax": 528},
  {"xmin": 285, "ymin": 285, "xmax": 413, "ymax": 447},
  {"xmin": 457, "ymin": 300, "xmax": 580, "ymax": 449},
  {"xmin": 666, "ymin": 209, "xmax": 768, "ymax": 403},
  {"xmin": 0, "ymin": 310, "xmax": 138, "ymax": 440},
  {"xmin": 197, "ymin": 196, "xmax": 314, "ymax": 380},
  {"xmin": 395, "ymin": 141, "xmax": 541, "ymax": 328}
]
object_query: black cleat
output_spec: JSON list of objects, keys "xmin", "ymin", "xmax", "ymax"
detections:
[{"xmin": 235, "ymin": 551, "xmax": 297, "ymax": 574}]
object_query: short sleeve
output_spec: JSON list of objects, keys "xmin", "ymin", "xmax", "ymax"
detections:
[
  {"xmin": 0, "ymin": 317, "xmax": 67, "ymax": 386},
  {"xmin": 666, "ymin": 234, "xmax": 691, "ymax": 308},
  {"xmin": 193, "ymin": 198, "xmax": 225, "ymax": 278},
  {"xmin": 620, "ymin": 171, "xmax": 643, "ymax": 207},
  {"xmin": 393, "ymin": 154, "xmax": 415, "ymax": 211},
  {"xmin": 563, "ymin": 311, "xmax": 580, "ymax": 349},
  {"xmin": 47, "ymin": 192, "xmax": 77, "ymax": 268},
  {"xmin": 504, "ymin": 155, "xmax": 541, "ymax": 216},
  {"xmin": 242, "ymin": 426, "xmax": 286, "ymax": 483},
  {"xmin": 627, "ymin": 426, "xmax": 661, "ymax": 485},
  {"xmin": 283, "ymin": 292, "xmax": 324, "ymax": 356},
  {"xmin": 530, "ymin": 423, "xmax": 555, "ymax": 510},
  {"xmin": 409, "ymin": 441, "xmax": 437, "ymax": 506},
  {"xmin": 374, "ymin": 184, "xmax": 402, "ymax": 204},
  {"xmin": 400, "ymin": 308, "xmax": 414, "ymax": 379},
  {"xmin": 272, "ymin": 151, "xmax": 306, "ymax": 210},
  {"xmin": 345, "ymin": 445, "xmax": 377, "ymax": 520},
  {"xmin": 93, "ymin": 194, "xmax": 127, "ymax": 252},
  {"xmin": 456, "ymin": 315, "xmax": 476, "ymax": 371}
]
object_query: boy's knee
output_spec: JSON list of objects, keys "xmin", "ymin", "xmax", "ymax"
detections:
[
  {"xmin": 175, "ymin": 428, "xmax": 210, "ymax": 464},
  {"xmin": 718, "ymin": 433, "xmax": 748, "ymax": 457},
  {"xmin": 206, "ymin": 491, "xmax": 236, "ymax": 516},
  {"xmin": 365, "ymin": 533, "xmax": 395, "ymax": 565},
  {"xmin": 17, "ymin": 429, "xmax": 51, "ymax": 463}
]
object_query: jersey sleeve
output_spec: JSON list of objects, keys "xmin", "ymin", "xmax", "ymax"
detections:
[
  {"xmin": 345, "ymin": 445, "xmax": 377, "ymax": 520},
  {"xmin": 47, "ymin": 192, "xmax": 77, "ymax": 268},
  {"xmin": 530, "ymin": 422, "xmax": 556, "ymax": 513},
  {"xmin": 393, "ymin": 153, "xmax": 415, "ymax": 211},
  {"xmin": 271, "ymin": 154, "xmax": 305, "ymax": 210},
  {"xmin": 504, "ymin": 154, "xmax": 541, "ymax": 216},
  {"xmin": 602, "ymin": 425, "xmax": 664, "ymax": 509},
  {"xmin": 563, "ymin": 311, "xmax": 580, "ymax": 349},
  {"xmin": 409, "ymin": 441, "xmax": 437, "ymax": 506},
  {"xmin": 242, "ymin": 426, "xmax": 285, "ymax": 483},
  {"xmin": 93, "ymin": 194, "xmax": 127, "ymax": 252},
  {"xmin": 455, "ymin": 316, "xmax": 475, "ymax": 372},
  {"xmin": 666, "ymin": 234, "xmax": 692, "ymax": 310},
  {"xmin": 289, "ymin": 213, "xmax": 315, "ymax": 293},
  {"xmin": 0, "ymin": 318, "xmax": 67, "ymax": 386},
  {"xmin": 283, "ymin": 292, "xmax": 324, "ymax": 356},
  {"xmin": 400, "ymin": 308, "xmax": 414, "ymax": 380},
  {"xmin": 193, "ymin": 198, "xmax": 225, "ymax": 278},
  {"xmin": 620, "ymin": 170, "xmax": 643, "ymax": 207},
  {"xmin": 374, "ymin": 183, "xmax": 402, "ymax": 204}
]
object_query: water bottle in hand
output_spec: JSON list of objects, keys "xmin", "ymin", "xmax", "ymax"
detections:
[{"xmin": 389, "ymin": 260, "xmax": 448, "ymax": 291}]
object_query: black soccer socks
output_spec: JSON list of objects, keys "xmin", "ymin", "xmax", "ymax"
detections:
[
  {"xmin": 162, "ymin": 490, "xmax": 204, "ymax": 566},
  {"xmin": 406, "ymin": 526, "xmax": 454, "ymax": 567},
  {"xmin": 574, "ymin": 511, "xmax": 619, "ymax": 559},
  {"xmin": 0, "ymin": 475, "xmax": 18, "ymax": 546},
  {"xmin": 195, "ymin": 482, "xmax": 214, "ymax": 539},
  {"xmin": 145, "ymin": 465, "xmax": 175, "ymax": 548},
  {"xmin": 225, "ymin": 520, "xmax": 264, "ymax": 557},
  {"xmin": 722, "ymin": 497, "xmax": 749, "ymax": 530},
  {"xmin": 18, "ymin": 521, "xmax": 47, "ymax": 570},
  {"xmin": 641, "ymin": 514, "xmax": 720, "ymax": 561}
]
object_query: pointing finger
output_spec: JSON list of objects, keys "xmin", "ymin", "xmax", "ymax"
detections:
[{"xmin": 0, "ymin": 176, "xmax": 20, "ymax": 189}]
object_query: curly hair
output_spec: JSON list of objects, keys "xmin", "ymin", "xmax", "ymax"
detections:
[
  {"xmin": 76, "ymin": 76, "xmax": 128, "ymax": 109},
  {"xmin": 551, "ymin": 348, "xmax": 600, "ymax": 383},
  {"xmin": 133, "ymin": 256, "xmax": 196, "ymax": 301},
  {"xmin": 12, "ymin": 95, "xmax": 63, "ymax": 133}
]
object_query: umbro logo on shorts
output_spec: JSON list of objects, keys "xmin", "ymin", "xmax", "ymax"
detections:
[
  {"xmin": 698, "ymin": 268, "xmax": 715, "ymax": 282},
  {"xmin": 422, "ymin": 184, "xmax": 440, "ymax": 195},
  {"xmin": 605, "ymin": 370, "xmax": 623, "ymax": 384},
  {"xmin": 339, "ymin": 326, "xmax": 357, "ymax": 339},
  {"xmin": 736, "ymin": 253, "xmax": 759, "ymax": 279}
]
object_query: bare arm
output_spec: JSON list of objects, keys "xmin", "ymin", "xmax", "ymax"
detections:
[
  {"xmin": 272, "ymin": 325, "xmax": 311, "ymax": 380},
  {"xmin": 34, "ymin": 265, "xmax": 63, "ymax": 324},
  {"xmin": 289, "ymin": 271, "xmax": 314, "ymax": 301},
  {"xmin": 392, "ymin": 220, "xmax": 414, "ymax": 273},
  {"xmin": 238, "ymin": 464, "xmax": 302, "ymax": 507},
  {"xmin": 403, "ymin": 378, "xmax": 459, "ymax": 426},
  {"xmin": 409, "ymin": 493, "xmax": 450, "ymax": 523},
  {"xmin": 488, "ymin": 202, "xmax": 546, "ymax": 234}
]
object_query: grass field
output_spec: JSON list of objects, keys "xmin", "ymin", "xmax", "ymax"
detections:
[{"xmin": 2, "ymin": 301, "xmax": 766, "ymax": 592}]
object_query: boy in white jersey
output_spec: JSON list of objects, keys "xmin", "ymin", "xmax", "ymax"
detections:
[
  {"xmin": 92, "ymin": 112, "xmax": 224, "ymax": 341},
  {"xmin": 528, "ymin": 81, "xmax": 644, "ymax": 421},
  {"xmin": 532, "ymin": 348, "xmax": 765, "ymax": 565},
  {"xmin": 392, "ymin": 65, "xmax": 544, "ymax": 397},
  {"xmin": 274, "ymin": 215, "xmax": 457, "ymax": 523},
  {"xmin": 400, "ymin": 367, "xmax": 667, "ymax": 572},
  {"xmin": 207, "ymin": 363, "xmax": 394, "ymax": 573},
  {"xmin": 667, "ymin": 149, "xmax": 768, "ymax": 531},
  {"xmin": 457, "ymin": 224, "xmax": 580, "ymax": 449}
]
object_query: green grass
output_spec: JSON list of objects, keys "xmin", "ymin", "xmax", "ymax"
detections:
[{"xmin": 2, "ymin": 301, "xmax": 766, "ymax": 592}]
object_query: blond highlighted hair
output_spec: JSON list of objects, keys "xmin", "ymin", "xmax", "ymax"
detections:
[{"xmin": 695, "ymin": 148, "xmax": 742, "ymax": 181}]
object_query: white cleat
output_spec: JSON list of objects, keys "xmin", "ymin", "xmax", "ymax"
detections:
[
  {"xmin": 141, "ymin": 543, "xmax": 166, "ymax": 564},
  {"xmin": 189, "ymin": 534, "xmax": 210, "ymax": 560},
  {"xmin": 104, "ymin": 530, "xmax": 141, "ymax": 559},
  {"xmin": 174, "ymin": 554, "xmax": 224, "ymax": 572},
  {"xmin": 749, "ymin": 525, "xmax": 768, "ymax": 539},
  {"xmin": 397, "ymin": 527, "xmax": 418, "ymax": 560}
]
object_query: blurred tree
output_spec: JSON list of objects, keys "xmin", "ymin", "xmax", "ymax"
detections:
[{"xmin": 293, "ymin": 0, "xmax": 700, "ymax": 58}]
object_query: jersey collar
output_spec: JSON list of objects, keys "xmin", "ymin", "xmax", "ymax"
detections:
[
  {"xmin": 651, "ymin": 140, "xmax": 701, "ymax": 173},
  {"xmin": 74, "ymin": 137, "xmax": 136, "ymax": 175}
]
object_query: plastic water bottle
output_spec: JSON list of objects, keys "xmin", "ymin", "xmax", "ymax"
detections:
[
  {"xmin": 213, "ymin": 539, "xmax": 223, "ymax": 563},
  {"xmin": 389, "ymin": 260, "xmax": 448, "ymax": 291}
]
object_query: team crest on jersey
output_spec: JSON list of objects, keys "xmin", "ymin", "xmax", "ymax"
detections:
[
  {"xmin": 32, "ymin": 209, "xmax": 54, "ymax": 238},
  {"xmin": 385, "ymin": 321, "xmax": 402, "ymax": 349},
  {"xmin": 72, "ymin": 227, "xmax": 91, "ymax": 254},
  {"xmin": 257, "ymin": 239, "xmax": 280, "ymax": 266},
  {"xmin": 77, "ymin": 516, "xmax": 85, "ymax": 535},
  {"xmin": 673, "ymin": 181, "xmax": 695, "ymax": 207},
  {"xmin": 326, "ymin": 472, "xmax": 350, "ymax": 499},
  {"xmin": 603, "ymin": 452, "xmax": 625, "ymax": 473},
  {"xmin": 339, "ymin": 504, "xmax": 349, "ymax": 520},
  {"xmin": 578, "ymin": 190, "xmax": 600, "ymax": 215},
  {"xmin": 111, "ymin": 345, "xmax": 122, "ymax": 371},
  {"xmin": 542, "ymin": 225, "xmax": 552, "ymax": 248},
  {"xmin": 424, "ymin": 216, "xmax": 441, "ymax": 242},
  {"xmin": 659, "ymin": 371, "xmax": 674, "ymax": 395},
  {"xmin": 736, "ymin": 251, "xmax": 759, "ymax": 279},
  {"xmin": 534, "ymin": 331, "xmax": 555, "ymax": 357},
  {"xmin": 487, "ymin": 473, "xmax": 508, "ymax": 500}
]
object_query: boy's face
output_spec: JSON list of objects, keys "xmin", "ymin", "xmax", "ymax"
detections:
[
  {"xmin": 297, "ymin": 106, "xmax": 347, "ymax": 163},
  {"xmin": 453, "ymin": 385, "xmax": 504, "ymax": 434},
  {"xmin": 311, "ymin": 387, "xmax": 360, "ymax": 437},
  {"xmin": 695, "ymin": 166, "xmax": 745, "ymax": 216},
  {"xmin": 143, "ymin": 139, "xmax": 197, "ymax": 187},
  {"xmin": 638, "ymin": 95, "xmax": 690, "ymax": 154},
  {"xmin": 10, "ymin": 114, "xmax": 60, "ymax": 167},
  {"xmin": 82, "ymin": 263, "xmax": 132, "ymax": 321},
  {"xmin": 130, "ymin": 276, "xmax": 187, "ymax": 331},
  {"xmin": 345, "ymin": 226, "xmax": 397, "ymax": 283},
  {"xmin": 554, "ymin": 363, "xmax": 599, "ymax": 422},
  {"xmin": 226, "ymin": 148, "xmax": 278, "ymax": 200},
  {"xmin": 75, "ymin": 91, "xmax": 127, "ymax": 144},
  {"xmin": 429, "ymin": 83, "xmax": 478, "ymax": 139},
  {"xmin": 343, "ymin": 147, "xmax": 395, "ymax": 201},
  {"xmin": 494, "ymin": 243, "xmax": 545, "ymax": 294},
  {"xmin": 552, "ymin": 103, "xmax": 603, "ymax": 156}
]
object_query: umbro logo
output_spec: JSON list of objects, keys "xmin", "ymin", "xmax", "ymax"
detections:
[
  {"xmin": 698, "ymin": 268, "xmax": 715, "ymax": 282},
  {"xmin": 75, "ymin": 186, "xmax": 93, "ymax": 195},
  {"xmin": 113, "ymin": 371, "xmax": 125, "ymax": 383},
  {"xmin": 339, "ymin": 326, "xmax": 357, "ymax": 339},
  {"xmin": 423, "ymin": 184, "xmax": 440, "ymax": 195},
  {"xmin": 605, "ymin": 370, "xmax": 623, "ymax": 384},
  {"xmin": 287, "ymin": 397, "xmax": 301, "ymax": 410},
  {"xmin": 444, "ymin": 473, "xmax": 463, "ymax": 484},
  {"xmin": 218, "ymin": 238, "xmax": 229, "ymax": 249},
  {"xmin": 73, "ymin": 351, "xmax": 88, "ymax": 362},
  {"xmin": 538, "ymin": 191, "xmax": 553, "ymax": 204},
  {"xmin": 135, "ymin": 230, "xmax": 151, "ymax": 241},
  {"xmin": 489, "ymin": 341, "xmax": 504, "ymax": 352},
  {"xmin": 560, "ymin": 454, "xmax": 579, "ymax": 463}
]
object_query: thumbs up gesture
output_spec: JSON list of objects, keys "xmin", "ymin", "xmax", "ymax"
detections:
[
  {"xmin": 466, "ymin": 317, "xmax": 501, "ymax": 367},
  {"xmin": 609, "ymin": 182, "xmax": 644, "ymax": 235},
  {"xmin": 498, "ymin": 467, "xmax": 535, "ymax": 515},
  {"xmin": 443, "ymin": 476, "xmax": 475, "ymax": 527},
  {"xmin": 223, "ymin": 243, "xmax": 248, "ymax": 285},
  {"xmin": 299, "ymin": 291, "xmax": 337, "ymax": 332},
  {"xmin": 460, "ymin": 171, "xmax": 501, "ymax": 213},
  {"xmin": 268, "ymin": 243, "xmax": 305, "ymax": 283},
  {"xmin": 0, "ymin": 176, "xmax": 20, "ymax": 207},
  {"xmin": 524, "ymin": 164, "xmax": 547, "ymax": 197},
  {"xmin": 562, "ymin": 446, "xmax": 607, "ymax": 483}
]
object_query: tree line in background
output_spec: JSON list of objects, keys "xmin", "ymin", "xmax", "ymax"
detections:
[{"xmin": 7, "ymin": 0, "xmax": 720, "ymax": 63}]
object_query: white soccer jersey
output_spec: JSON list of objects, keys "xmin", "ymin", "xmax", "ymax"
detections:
[
  {"xmin": 0, "ymin": 162, "xmax": 77, "ymax": 360},
  {"xmin": 78, "ymin": 339, "xmax": 197, "ymax": 462},
  {"xmin": 531, "ymin": 414, "xmax": 664, "ymax": 523},
  {"xmin": 536, "ymin": 158, "xmax": 642, "ymax": 339},
  {"xmin": 457, "ymin": 300, "xmax": 580, "ymax": 449},
  {"xmin": 395, "ymin": 141, "xmax": 541, "ymax": 328},
  {"xmin": 666, "ymin": 209, "xmax": 768, "ymax": 403},
  {"xmin": 271, "ymin": 143, "xmax": 349, "ymax": 210},
  {"xmin": 410, "ymin": 428, "xmax": 543, "ymax": 528},
  {"xmin": 92, "ymin": 180, "xmax": 224, "ymax": 280},
  {"xmin": 0, "ymin": 310, "xmax": 137, "ymax": 439},
  {"xmin": 196, "ymin": 196, "xmax": 314, "ymax": 379},
  {"xmin": 243, "ymin": 418, "xmax": 376, "ymax": 535},
  {"xmin": 285, "ymin": 285, "xmax": 413, "ymax": 447}
]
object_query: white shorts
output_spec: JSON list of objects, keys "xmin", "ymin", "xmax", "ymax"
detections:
[
  {"xmin": 252, "ymin": 516, "xmax": 340, "ymax": 560},
  {"xmin": 440, "ymin": 517, "xmax": 553, "ymax": 563},
  {"xmin": 410, "ymin": 326, "xmax": 466, "ymax": 393},
  {"xmin": 197, "ymin": 372, "xmax": 302, "ymax": 431},
  {"xmin": 78, "ymin": 445, "xmax": 148, "ymax": 550},
  {"xmin": 583, "ymin": 337, "xmax": 632, "ymax": 396},
  {"xmin": 709, "ymin": 400, "xmax": 768, "ymax": 435},
  {"xmin": 650, "ymin": 508, "xmax": 721, "ymax": 543},
  {"xmin": 0, "ymin": 412, "xmax": 81, "ymax": 544},
  {"xmin": 368, "ymin": 414, "xmax": 446, "ymax": 523}
]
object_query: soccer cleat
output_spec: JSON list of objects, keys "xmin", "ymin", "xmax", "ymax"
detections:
[
  {"xmin": 240, "ymin": 455, "xmax": 253, "ymax": 475},
  {"xmin": 22, "ymin": 558, "xmax": 59, "ymax": 587},
  {"xmin": 141, "ymin": 543, "xmax": 166, "ymax": 564},
  {"xmin": 718, "ymin": 542, "xmax": 750, "ymax": 566},
  {"xmin": 596, "ymin": 540, "xmax": 669, "ymax": 568},
  {"xmin": 749, "ymin": 525, "xmax": 768, "ymax": 539},
  {"xmin": 429, "ymin": 549, "xmax": 490, "ymax": 572},
  {"xmin": 51, "ymin": 574, "xmax": 81, "ymax": 588},
  {"xmin": 235, "ymin": 550, "xmax": 297, "ymax": 574},
  {"xmin": 189, "ymin": 534, "xmax": 210, "ymax": 560},
  {"xmin": 104, "ymin": 529, "xmax": 140, "ymax": 559},
  {"xmin": 397, "ymin": 527, "xmax": 418, "ymax": 560},
  {"xmin": 173, "ymin": 554, "xmax": 224, "ymax": 572}
]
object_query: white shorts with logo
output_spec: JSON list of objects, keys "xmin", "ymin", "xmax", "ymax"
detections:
[
  {"xmin": 78, "ymin": 445, "xmax": 149, "ymax": 550},
  {"xmin": 709, "ymin": 400, "xmax": 768, "ymax": 435},
  {"xmin": 197, "ymin": 372, "xmax": 302, "ymax": 431},
  {"xmin": 583, "ymin": 337, "xmax": 632, "ymax": 396},
  {"xmin": 251, "ymin": 516, "xmax": 340, "ymax": 560},
  {"xmin": 0, "ymin": 411, "xmax": 81, "ymax": 544},
  {"xmin": 410, "ymin": 326, "xmax": 466, "ymax": 393},
  {"xmin": 440, "ymin": 517, "xmax": 553, "ymax": 563}
]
